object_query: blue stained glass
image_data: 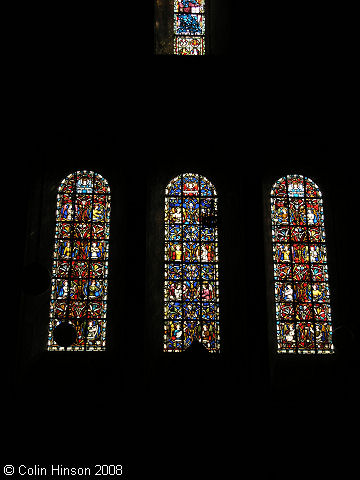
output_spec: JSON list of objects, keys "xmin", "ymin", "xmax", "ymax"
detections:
[
  {"xmin": 178, "ymin": 14, "xmax": 201, "ymax": 34},
  {"xmin": 166, "ymin": 225, "xmax": 182, "ymax": 240},
  {"xmin": 183, "ymin": 303, "xmax": 200, "ymax": 319},
  {"xmin": 200, "ymin": 176, "xmax": 216, "ymax": 196},
  {"xmin": 174, "ymin": 0, "xmax": 204, "ymax": 13},
  {"xmin": 183, "ymin": 280, "xmax": 200, "ymax": 301},
  {"xmin": 164, "ymin": 173, "xmax": 219, "ymax": 352},
  {"xmin": 201, "ymin": 264, "xmax": 217, "ymax": 280},
  {"xmin": 183, "ymin": 225, "xmax": 200, "ymax": 240},
  {"xmin": 48, "ymin": 171, "xmax": 111, "ymax": 352},
  {"xmin": 76, "ymin": 173, "xmax": 93, "ymax": 193},
  {"xmin": 166, "ymin": 264, "xmax": 183, "ymax": 280},
  {"xmin": 183, "ymin": 264, "xmax": 201, "ymax": 278},
  {"xmin": 202, "ymin": 302, "xmax": 218, "ymax": 320},
  {"xmin": 166, "ymin": 175, "xmax": 182, "ymax": 196},
  {"xmin": 183, "ymin": 173, "xmax": 199, "ymax": 186},
  {"xmin": 271, "ymin": 175, "xmax": 333, "ymax": 354},
  {"xmin": 201, "ymin": 227, "xmax": 216, "ymax": 241},
  {"xmin": 183, "ymin": 242, "xmax": 200, "ymax": 262},
  {"xmin": 183, "ymin": 198, "xmax": 199, "ymax": 224},
  {"xmin": 165, "ymin": 302, "xmax": 183, "ymax": 319},
  {"xmin": 180, "ymin": 0, "xmax": 199, "ymax": 8},
  {"xmin": 174, "ymin": 1, "xmax": 205, "ymax": 55}
]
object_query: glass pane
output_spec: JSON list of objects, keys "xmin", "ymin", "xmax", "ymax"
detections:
[
  {"xmin": 174, "ymin": 1, "xmax": 206, "ymax": 55},
  {"xmin": 271, "ymin": 175, "xmax": 333, "ymax": 354},
  {"xmin": 48, "ymin": 171, "xmax": 111, "ymax": 351},
  {"xmin": 164, "ymin": 173, "xmax": 220, "ymax": 352}
]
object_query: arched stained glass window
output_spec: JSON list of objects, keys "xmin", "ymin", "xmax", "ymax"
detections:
[
  {"xmin": 48, "ymin": 171, "xmax": 111, "ymax": 351},
  {"xmin": 270, "ymin": 175, "xmax": 334, "ymax": 354},
  {"xmin": 174, "ymin": 1, "xmax": 206, "ymax": 55},
  {"xmin": 164, "ymin": 173, "xmax": 220, "ymax": 352}
]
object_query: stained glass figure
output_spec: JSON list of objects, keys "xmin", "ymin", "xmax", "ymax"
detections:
[
  {"xmin": 174, "ymin": 1, "xmax": 206, "ymax": 55},
  {"xmin": 164, "ymin": 173, "xmax": 220, "ymax": 352},
  {"xmin": 271, "ymin": 175, "xmax": 334, "ymax": 354},
  {"xmin": 48, "ymin": 171, "xmax": 111, "ymax": 351}
]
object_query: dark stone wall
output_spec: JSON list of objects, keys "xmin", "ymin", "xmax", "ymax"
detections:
[
  {"xmin": 4, "ymin": 3, "xmax": 357, "ymax": 477},
  {"xmin": 5, "ymin": 127, "xmax": 358, "ymax": 478}
]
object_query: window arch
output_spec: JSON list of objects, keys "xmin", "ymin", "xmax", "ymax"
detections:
[
  {"xmin": 48, "ymin": 171, "xmax": 111, "ymax": 351},
  {"xmin": 164, "ymin": 173, "xmax": 220, "ymax": 352},
  {"xmin": 270, "ymin": 175, "xmax": 334, "ymax": 354},
  {"xmin": 174, "ymin": 1, "xmax": 206, "ymax": 55}
]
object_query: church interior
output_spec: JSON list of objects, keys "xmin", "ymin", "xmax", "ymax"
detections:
[{"xmin": 3, "ymin": 2, "xmax": 357, "ymax": 478}]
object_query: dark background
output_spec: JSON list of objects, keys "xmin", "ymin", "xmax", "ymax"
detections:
[{"xmin": 3, "ymin": 1, "xmax": 357, "ymax": 479}]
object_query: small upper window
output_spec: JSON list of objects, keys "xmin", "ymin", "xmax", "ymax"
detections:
[{"xmin": 174, "ymin": 1, "xmax": 206, "ymax": 55}]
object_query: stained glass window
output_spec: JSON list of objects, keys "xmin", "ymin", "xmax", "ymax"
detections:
[
  {"xmin": 48, "ymin": 171, "xmax": 111, "ymax": 351},
  {"xmin": 164, "ymin": 173, "xmax": 220, "ymax": 352},
  {"xmin": 271, "ymin": 175, "xmax": 334, "ymax": 354},
  {"xmin": 174, "ymin": 1, "xmax": 206, "ymax": 55}
]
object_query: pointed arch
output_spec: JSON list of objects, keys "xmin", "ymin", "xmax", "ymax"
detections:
[
  {"xmin": 48, "ymin": 171, "xmax": 111, "ymax": 351},
  {"xmin": 164, "ymin": 173, "xmax": 220, "ymax": 352},
  {"xmin": 270, "ymin": 174, "xmax": 334, "ymax": 354}
]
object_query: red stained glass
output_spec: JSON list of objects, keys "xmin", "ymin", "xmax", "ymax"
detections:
[
  {"xmin": 48, "ymin": 171, "xmax": 111, "ymax": 351},
  {"xmin": 164, "ymin": 173, "xmax": 220, "ymax": 352},
  {"xmin": 271, "ymin": 175, "xmax": 333, "ymax": 354}
]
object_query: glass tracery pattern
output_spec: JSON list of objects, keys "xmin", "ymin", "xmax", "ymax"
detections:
[
  {"xmin": 174, "ymin": 1, "xmax": 205, "ymax": 55},
  {"xmin": 271, "ymin": 175, "xmax": 334, "ymax": 354},
  {"xmin": 48, "ymin": 171, "xmax": 110, "ymax": 351},
  {"xmin": 164, "ymin": 173, "xmax": 220, "ymax": 352}
]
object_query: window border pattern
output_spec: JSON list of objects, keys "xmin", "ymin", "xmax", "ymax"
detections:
[
  {"xmin": 174, "ymin": 0, "xmax": 206, "ymax": 55},
  {"xmin": 48, "ymin": 170, "xmax": 111, "ymax": 351},
  {"xmin": 164, "ymin": 173, "xmax": 220, "ymax": 353},
  {"xmin": 271, "ymin": 174, "xmax": 334, "ymax": 354}
]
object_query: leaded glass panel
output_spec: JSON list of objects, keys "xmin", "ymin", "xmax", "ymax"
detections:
[
  {"xmin": 271, "ymin": 175, "xmax": 334, "ymax": 354},
  {"xmin": 164, "ymin": 173, "xmax": 220, "ymax": 352},
  {"xmin": 174, "ymin": 1, "xmax": 206, "ymax": 55},
  {"xmin": 48, "ymin": 171, "xmax": 111, "ymax": 351}
]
